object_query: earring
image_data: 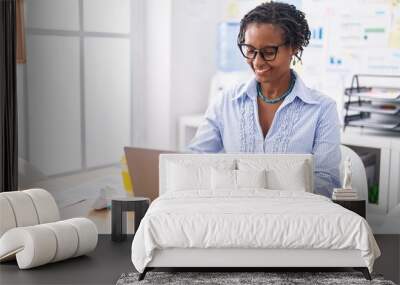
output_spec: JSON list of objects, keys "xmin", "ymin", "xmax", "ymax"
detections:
[{"xmin": 292, "ymin": 57, "xmax": 297, "ymax": 66}]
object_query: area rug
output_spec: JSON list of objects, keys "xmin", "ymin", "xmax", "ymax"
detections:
[{"xmin": 116, "ymin": 271, "xmax": 396, "ymax": 285}]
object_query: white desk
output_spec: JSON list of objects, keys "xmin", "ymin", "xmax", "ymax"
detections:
[
  {"xmin": 341, "ymin": 127, "xmax": 400, "ymax": 233},
  {"xmin": 178, "ymin": 114, "xmax": 204, "ymax": 151}
]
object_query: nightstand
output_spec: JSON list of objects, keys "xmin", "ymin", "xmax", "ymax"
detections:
[
  {"xmin": 333, "ymin": 199, "xmax": 366, "ymax": 218},
  {"xmin": 111, "ymin": 197, "xmax": 150, "ymax": 241}
]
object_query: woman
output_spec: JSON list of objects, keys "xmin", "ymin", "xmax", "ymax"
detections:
[{"xmin": 188, "ymin": 2, "xmax": 341, "ymax": 197}]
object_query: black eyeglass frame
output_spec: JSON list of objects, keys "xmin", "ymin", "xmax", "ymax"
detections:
[{"xmin": 237, "ymin": 42, "xmax": 288, "ymax": 62}]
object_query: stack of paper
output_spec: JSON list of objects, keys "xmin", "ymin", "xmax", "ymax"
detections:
[
  {"xmin": 332, "ymin": 188, "xmax": 358, "ymax": 200},
  {"xmin": 356, "ymin": 87, "xmax": 400, "ymax": 101}
]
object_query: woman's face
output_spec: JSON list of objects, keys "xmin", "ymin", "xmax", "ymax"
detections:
[{"xmin": 243, "ymin": 23, "xmax": 295, "ymax": 84}]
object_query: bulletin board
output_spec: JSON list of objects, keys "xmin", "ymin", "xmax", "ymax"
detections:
[
  {"xmin": 298, "ymin": 0, "xmax": 400, "ymax": 102},
  {"xmin": 225, "ymin": 0, "xmax": 400, "ymax": 109}
]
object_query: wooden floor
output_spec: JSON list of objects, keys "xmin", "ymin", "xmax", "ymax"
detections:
[{"xmin": 0, "ymin": 235, "xmax": 398, "ymax": 285}]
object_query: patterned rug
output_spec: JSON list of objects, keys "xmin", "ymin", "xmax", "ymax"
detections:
[{"xmin": 116, "ymin": 271, "xmax": 396, "ymax": 285}]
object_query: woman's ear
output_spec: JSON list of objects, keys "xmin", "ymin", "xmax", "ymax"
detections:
[
  {"xmin": 291, "ymin": 47, "xmax": 299, "ymax": 58},
  {"xmin": 291, "ymin": 49, "xmax": 300, "ymax": 66}
]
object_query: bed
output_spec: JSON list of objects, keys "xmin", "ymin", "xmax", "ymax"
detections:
[{"xmin": 131, "ymin": 154, "xmax": 380, "ymax": 281}]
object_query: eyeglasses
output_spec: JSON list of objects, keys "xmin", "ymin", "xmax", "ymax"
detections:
[{"xmin": 238, "ymin": 42, "xmax": 287, "ymax": 61}]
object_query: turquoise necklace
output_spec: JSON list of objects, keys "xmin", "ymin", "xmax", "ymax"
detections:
[{"xmin": 257, "ymin": 70, "xmax": 296, "ymax": 104}]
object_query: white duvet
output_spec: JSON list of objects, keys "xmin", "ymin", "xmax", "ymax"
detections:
[{"xmin": 131, "ymin": 190, "xmax": 380, "ymax": 273}]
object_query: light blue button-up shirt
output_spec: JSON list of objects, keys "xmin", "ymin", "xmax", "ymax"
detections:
[{"xmin": 187, "ymin": 71, "xmax": 341, "ymax": 197}]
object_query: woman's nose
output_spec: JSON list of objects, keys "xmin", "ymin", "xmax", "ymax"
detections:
[
  {"xmin": 253, "ymin": 52, "xmax": 266, "ymax": 66},
  {"xmin": 253, "ymin": 51, "xmax": 266, "ymax": 66}
]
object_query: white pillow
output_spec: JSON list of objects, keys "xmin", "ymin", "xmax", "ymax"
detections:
[
  {"xmin": 167, "ymin": 162, "xmax": 210, "ymax": 191},
  {"xmin": 266, "ymin": 162, "xmax": 308, "ymax": 191},
  {"xmin": 237, "ymin": 158, "xmax": 310, "ymax": 192},
  {"xmin": 211, "ymin": 168, "xmax": 267, "ymax": 190},
  {"xmin": 211, "ymin": 168, "xmax": 236, "ymax": 190},
  {"xmin": 166, "ymin": 159, "xmax": 236, "ymax": 192},
  {"xmin": 236, "ymin": 169, "xmax": 267, "ymax": 189}
]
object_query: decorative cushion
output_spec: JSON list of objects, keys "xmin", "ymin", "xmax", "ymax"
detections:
[
  {"xmin": 211, "ymin": 169, "xmax": 267, "ymax": 190},
  {"xmin": 211, "ymin": 168, "xmax": 236, "ymax": 190},
  {"xmin": 0, "ymin": 218, "xmax": 98, "ymax": 269},
  {"xmin": 266, "ymin": 165, "xmax": 307, "ymax": 191},
  {"xmin": 166, "ymin": 159, "xmax": 235, "ymax": 192},
  {"xmin": 0, "ymin": 189, "xmax": 98, "ymax": 270},
  {"xmin": 237, "ymin": 158, "xmax": 311, "ymax": 192},
  {"xmin": 24, "ymin": 188, "xmax": 60, "ymax": 223},
  {"xmin": 64, "ymin": 218, "xmax": 98, "ymax": 257},
  {"xmin": 42, "ymin": 221, "xmax": 79, "ymax": 262},
  {"xmin": 0, "ymin": 196, "xmax": 17, "ymax": 237},
  {"xmin": 236, "ymin": 169, "xmax": 267, "ymax": 189},
  {"xmin": 167, "ymin": 162, "xmax": 211, "ymax": 191},
  {"xmin": 0, "ymin": 189, "xmax": 60, "ymax": 236},
  {"xmin": 1, "ymin": 191, "xmax": 39, "ymax": 227},
  {"xmin": 0, "ymin": 226, "xmax": 57, "ymax": 268}
]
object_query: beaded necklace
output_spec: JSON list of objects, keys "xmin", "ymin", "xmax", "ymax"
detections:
[{"xmin": 257, "ymin": 70, "xmax": 296, "ymax": 104}]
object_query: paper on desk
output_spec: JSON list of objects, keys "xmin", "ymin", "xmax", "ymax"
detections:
[{"xmin": 53, "ymin": 174, "xmax": 125, "ymax": 209}]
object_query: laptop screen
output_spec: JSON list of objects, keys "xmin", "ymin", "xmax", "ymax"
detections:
[{"xmin": 124, "ymin": 147, "xmax": 176, "ymax": 201}]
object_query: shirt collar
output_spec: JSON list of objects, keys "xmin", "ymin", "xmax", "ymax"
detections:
[{"xmin": 232, "ymin": 70, "xmax": 320, "ymax": 105}]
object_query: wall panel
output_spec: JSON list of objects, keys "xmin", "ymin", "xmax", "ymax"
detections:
[{"xmin": 27, "ymin": 35, "xmax": 82, "ymax": 175}]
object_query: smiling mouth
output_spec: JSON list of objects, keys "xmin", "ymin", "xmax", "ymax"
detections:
[{"xmin": 254, "ymin": 67, "xmax": 271, "ymax": 75}]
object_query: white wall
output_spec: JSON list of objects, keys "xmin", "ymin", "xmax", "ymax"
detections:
[
  {"xmin": 26, "ymin": 0, "xmax": 79, "ymax": 31},
  {"xmin": 169, "ymin": 0, "xmax": 221, "ymax": 149},
  {"xmin": 141, "ymin": 0, "xmax": 222, "ymax": 150},
  {"xmin": 26, "ymin": 35, "xmax": 82, "ymax": 175},
  {"xmin": 130, "ymin": 0, "xmax": 146, "ymax": 148},
  {"xmin": 84, "ymin": 37, "xmax": 131, "ymax": 167},
  {"xmin": 142, "ymin": 0, "xmax": 172, "ymax": 150},
  {"xmin": 83, "ymin": 0, "xmax": 130, "ymax": 33}
]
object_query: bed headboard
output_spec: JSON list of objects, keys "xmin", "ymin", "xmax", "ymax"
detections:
[{"xmin": 159, "ymin": 153, "xmax": 314, "ymax": 195}]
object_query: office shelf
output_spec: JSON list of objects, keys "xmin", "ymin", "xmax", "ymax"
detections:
[
  {"xmin": 346, "ymin": 102, "xmax": 400, "ymax": 116},
  {"xmin": 343, "ymin": 74, "xmax": 400, "ymax": 133}
]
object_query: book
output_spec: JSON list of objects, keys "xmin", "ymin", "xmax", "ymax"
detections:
[
  {"xmin": 333, "ymin": 193, "xmax": 358, "ymax": 197},
  {"xmin": 332, "ymin": 196, "xmax": 359, "ymax": 201},
  {"xmin": 333, "ymin": 188, "xmax": 357, "ymax": 193},
  {"xmin": 332, "ymin": 193, "xmax": 358, "ymax": 200}
]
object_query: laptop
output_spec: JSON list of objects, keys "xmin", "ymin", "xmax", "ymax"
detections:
[{"xmin": 124, "ymin": 147, "xmax": 176, "ymax": 201}]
